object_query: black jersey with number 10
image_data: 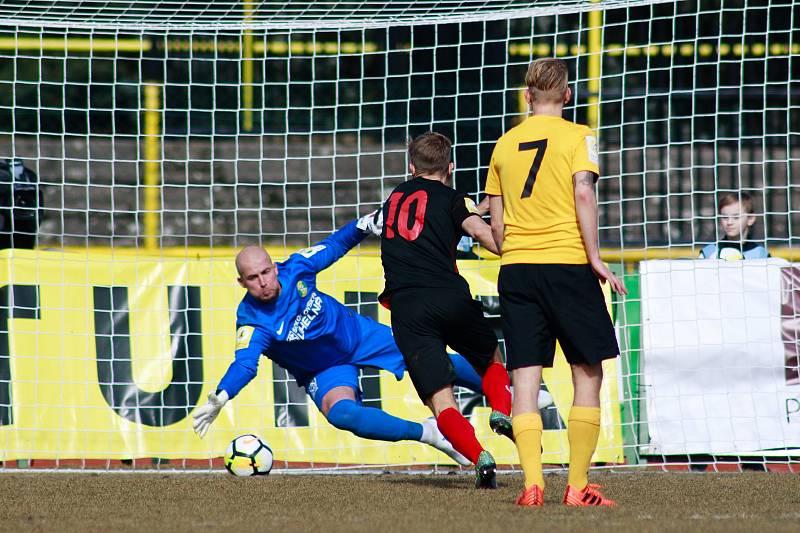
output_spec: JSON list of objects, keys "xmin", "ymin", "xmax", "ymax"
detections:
[{"xmin": 379, "ymin": 177, "xmax": 480, "ymax": 305}]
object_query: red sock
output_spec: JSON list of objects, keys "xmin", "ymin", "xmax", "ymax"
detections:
[
  {"xmin": 482, "ymin": 362, "xmax": 511, "ymax": 416},
  {"xmin": 436, "ymin": 407, "xmax": 484, "ymax": 464}
]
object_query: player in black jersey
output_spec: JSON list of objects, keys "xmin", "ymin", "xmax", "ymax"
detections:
[{"xmin": 379, "ymin": 132, "xmax": 513, "ymax": 489}]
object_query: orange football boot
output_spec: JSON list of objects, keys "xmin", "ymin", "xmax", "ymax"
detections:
[
  {"xmin": 563, "ymin": 483, "xmax": 616, "ymax": 507},
  {"xmin": 515, "ymin": 484, "xmax": 544, "ymax": 507}
]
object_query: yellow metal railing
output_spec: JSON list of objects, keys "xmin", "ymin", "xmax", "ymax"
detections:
[
  {"xmin": 142, "ymin": 84, "xmax": 161, "ymax": 251},
  {"xmin": 242, "ymin": 0, "xmax": 256, "ymax": 132},
  {"xmin": 587, "ymin": 3, "xmax": 602, "ymax": 130},
  {"xmin": 54, "ymin": 245, "xmax": 800, "ymax": 263},
  {"xmin": 0, "ymin": 37, "xmax": 149, "ymax": 52}
]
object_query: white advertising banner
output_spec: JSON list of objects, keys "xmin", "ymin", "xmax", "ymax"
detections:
[{"xmin": 641, "ymin": 259, "xmax": 800, "ymax": 455}]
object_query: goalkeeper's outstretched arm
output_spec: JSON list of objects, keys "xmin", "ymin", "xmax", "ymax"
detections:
[
  {"xmin": 192, "ymin": 325, "xmax": 270, "ymax": 438},
  {"xmin": 295, "ymin": 209, "xmax": 383, "ymax": 274}
]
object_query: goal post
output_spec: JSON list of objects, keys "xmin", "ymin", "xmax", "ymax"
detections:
[{"xmin": 0, "ymin": 0, "xmax": 798, "ymax": 471}]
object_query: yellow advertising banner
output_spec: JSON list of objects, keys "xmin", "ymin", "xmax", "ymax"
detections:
[{"xmin": 0, "ymin": 248, "xmax": 623, "ymax": 465}]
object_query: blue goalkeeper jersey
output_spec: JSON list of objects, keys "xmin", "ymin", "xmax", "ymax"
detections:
[{"xmin": 217, "ymin": 221, "xmax": 367, "ymax": 399}]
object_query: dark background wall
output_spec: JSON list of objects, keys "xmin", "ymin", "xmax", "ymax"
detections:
[{"xmin": 0, "ymin": 0, "xmax": 797, "ymax": 248}]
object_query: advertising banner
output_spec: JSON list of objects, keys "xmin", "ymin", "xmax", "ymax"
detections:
[
  {"xmin": 0, "ymin": 248, "xmax": 623, "ymax": 465},
  {"xmin": 641, "ymin": 259, "xmax": 800, "ymax": 456}
]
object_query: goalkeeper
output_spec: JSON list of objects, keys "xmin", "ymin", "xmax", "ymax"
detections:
[{"xmin": 192, "ymin": 212, "xmax": 484, "ymax": 465}]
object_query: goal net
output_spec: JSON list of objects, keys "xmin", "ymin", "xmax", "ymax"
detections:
[{"xmin": 0, "ymin": 0, "xmax": 797, "ymax": 472}]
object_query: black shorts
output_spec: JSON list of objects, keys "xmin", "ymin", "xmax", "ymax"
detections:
[
  {"xmin": 498, "ymin": 263, "xmax": 619, "ymax": 370},
  {"xmin": 389, "ymin": 288, "xmax": 498, "ymax": 401}
]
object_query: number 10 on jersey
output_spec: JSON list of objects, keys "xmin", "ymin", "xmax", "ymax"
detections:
[{"xmin": 384, "ymin": 190, "xmax": 429, "ymax": 241}]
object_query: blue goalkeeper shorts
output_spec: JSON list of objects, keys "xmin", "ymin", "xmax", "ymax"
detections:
[
  {"xmin": 303, "ymin": 314, "xmax": 483, "ymax": 410},
  {"xmin": 304, "ymin": 314, "xmax": 406, "ymax": 410}
]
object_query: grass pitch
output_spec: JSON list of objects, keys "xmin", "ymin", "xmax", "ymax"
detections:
[{"xmin": 1, "ymin": 471, "xmax": 798, "ymax": 532}]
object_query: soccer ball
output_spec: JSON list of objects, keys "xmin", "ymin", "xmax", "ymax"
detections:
[{"xmin": 224, "ymin": 434, "xmax": 273, "ymax": 477}]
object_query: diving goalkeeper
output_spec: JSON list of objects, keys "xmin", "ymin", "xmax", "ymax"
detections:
[{"xmin": 192, "ymin": 212, "xmax": 485, "ymax": 465}]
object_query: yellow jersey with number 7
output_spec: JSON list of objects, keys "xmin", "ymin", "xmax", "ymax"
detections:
[{"xmin": 485, "ymin": 114, "xmax": 599, "ymax": 265}]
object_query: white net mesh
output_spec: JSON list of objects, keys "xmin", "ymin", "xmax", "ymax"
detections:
[
  {"xmin": 0, "ymin": 1, "xmax": 662, "ymax": 29},
  {"xmin": 0, "ymin": 0, "xmax": 798, "ymax": 471}
]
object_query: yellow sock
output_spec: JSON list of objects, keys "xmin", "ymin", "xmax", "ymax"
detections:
[
  {"xmin": 567, "ymin": 406, "xmax": 601, "ymax": 490},
  {"xmin": 512, "ymin": 412, "xmax": 544, "ymax": 489}
]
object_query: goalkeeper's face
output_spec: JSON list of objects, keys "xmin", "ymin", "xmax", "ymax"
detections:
[{"xmin": 236, "ymin": 247, "xmax": 281, "ymax": 302}]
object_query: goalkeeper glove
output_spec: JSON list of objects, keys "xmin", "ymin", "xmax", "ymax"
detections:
[
  {"xmin": 192, "ymin": 389, "xmax": 229, "ymax": 439},
  {"xmin": 356, "ymin": 208, "xmax": 383, "ymax": 237}
]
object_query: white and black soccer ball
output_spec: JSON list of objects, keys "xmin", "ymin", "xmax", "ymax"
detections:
[{"xmin": 224, "ymin": 434, "xmax": 273, "ymax": 477}]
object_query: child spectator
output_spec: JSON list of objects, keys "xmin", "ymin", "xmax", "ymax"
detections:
[{"xmin": 699, "ymin": 192, "xmax": 769, "ymax": 260}]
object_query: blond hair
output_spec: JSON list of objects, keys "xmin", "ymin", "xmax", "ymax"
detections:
[{"xmin": 525, "ymin": 58, "xmax": 569, "ymax": 104}]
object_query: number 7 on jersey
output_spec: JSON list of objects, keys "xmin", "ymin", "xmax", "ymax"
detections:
[{"xmin": 518, "ymin": 139, "xmax": 547, "ymax": 199}]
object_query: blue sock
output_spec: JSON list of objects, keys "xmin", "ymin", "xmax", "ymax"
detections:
[
  {"xmin": 326, "ymin": 399, "xmax": 423, "ymax": 442},
  {"xmin": 449, "ymin": 353, "xmax": 482, "ymax": 393}
]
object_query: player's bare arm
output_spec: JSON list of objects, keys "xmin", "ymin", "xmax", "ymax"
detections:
[
  {"xmin": 572, "ymin": 169, "xmax": 602, "ymax": 263},
  {"xmin": 476, "ymin": 196, "xmax": 491, "ymax": 216},
  {"xmin": 573, "ymin": 170, "xmax": 627, "ymax": 295},
  {"xmin": 488, "ymin": 195, "xmax": 504, "ymax": 254},
  {"xmin": 461, "ymin": 215, "xmax": 499, "ymax": 255}
]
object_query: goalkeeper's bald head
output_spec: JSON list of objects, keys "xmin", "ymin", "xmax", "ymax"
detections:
[{"xmin": 236, "ymin": 246, "xmax": 281, "ymax": 302}]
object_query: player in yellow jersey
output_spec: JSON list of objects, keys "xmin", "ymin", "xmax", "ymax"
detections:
[{"xmin": 485, "ymin": 58, "xmax": 627, "ymax": 507}]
